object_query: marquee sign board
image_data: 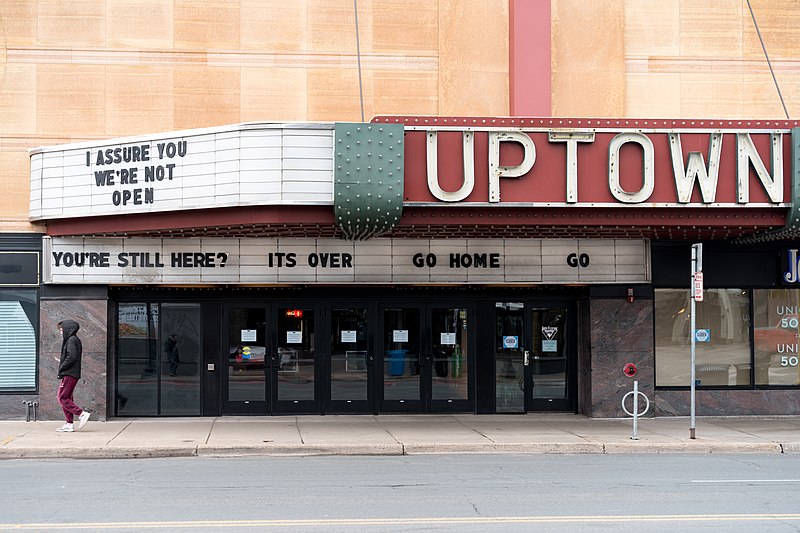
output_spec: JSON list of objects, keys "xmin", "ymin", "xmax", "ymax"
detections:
[
  {"xmin": 44, "ymin": 237, "xmax": 650, "ymax": 285},
  {"xmin": 30, "ymin": 120, "xmax": 799, "ymax": 225},
  {"xmin": 29, "ymin": 123, "xmax": 335, "ymax": 221}
]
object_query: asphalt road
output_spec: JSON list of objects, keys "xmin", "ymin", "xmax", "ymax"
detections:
[{"xmin": 2, "ymin": 454, "xmax": 800, "ymax": 532}]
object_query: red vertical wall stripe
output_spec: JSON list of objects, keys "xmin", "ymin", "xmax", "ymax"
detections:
[{"xmin": 509, "ymin": 0, "xmax": 551, "ymax": 116}]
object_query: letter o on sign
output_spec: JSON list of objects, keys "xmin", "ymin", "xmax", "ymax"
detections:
[{"xmin": 623, "ymin": 363, "xmax": 637, "ymax": 377}]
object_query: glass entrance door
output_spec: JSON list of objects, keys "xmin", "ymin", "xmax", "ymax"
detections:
[
  {"xmin": 528, "ymin": 307, "xmax": 570, "ymax": 411},
  {"xmin": 495, "ymin": 302, "xmax": 575, "ymax": 413},
  {"xmin": 327, "ymin": 306, "xmax": 373, "ymax": 412},
  {"xmin": 380, "ymin": 304, "xmax": 472, "ymax": 413},
  {"xmin": 274, "ymin": 306, "xmax": 317, "ymax": 413},
  {"xmin": 224, "ymin": 305, "xmax": 270, "ymax": 414},
  {"xmin": 224, "ymin": 304, "xmax": 319, "ymax": 414}
]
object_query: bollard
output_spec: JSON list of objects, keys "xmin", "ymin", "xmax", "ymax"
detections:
[
  {"xmin": 621, "ymin": 380, "xmax": 650, "ymax": 440},
  {"xmin": 22, "ymin": 400, "xmax": 31, "ymax": 422},
  {"xmin": 31, "ymin": 401, "xmax": 38, "ymax": 421}
]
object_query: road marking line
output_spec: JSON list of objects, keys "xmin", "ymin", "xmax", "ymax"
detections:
[
  {"xmin": 0, "ymin": 436, "xmax": 14, "ymax": 446},
  {"xmin": 2, "ymin": 514, "xmax": 800, "ymax": 529},
  {"xmin": 692, "ymin": 479, "xmax": 800, "ymax": 483}
]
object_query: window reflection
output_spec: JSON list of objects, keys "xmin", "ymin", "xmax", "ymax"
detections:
[
  {"xmin": 277, "ymin": 308, "xmax": 315, "ymax": 401},
  {"xmin": 383, "ymin": 308, "xmax": 420, "ymax": 401},
  {"xmin": 117, "ymin": 302, "xmax": 201, "ymax": 415},
  {"xmin": 431, "ymin": 308, "xmax": 468, "ymax": 401},
  {"xmin": 227, "ymin": 308, "xmax": 266, "ymax": 402},
  {"xmin": 655, "ymin": 289, "xmax": 751, "ymax": 387},
  {"xmin": 753, "ymin": 289, "xmax": 800, "ymax": 386},
  {"xmin": 331, "ymin": 308, "xmax": 368, "ymax": 401}
]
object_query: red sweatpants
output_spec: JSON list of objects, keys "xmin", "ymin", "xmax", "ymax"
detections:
[{"xmin": 57, "ymin": 376, "xmax": 83, "ymax": 423}]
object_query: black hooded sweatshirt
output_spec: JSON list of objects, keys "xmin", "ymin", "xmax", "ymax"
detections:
[{"xmin": 58, "ymin": 320, "xmax": 82, "ymax": 380}]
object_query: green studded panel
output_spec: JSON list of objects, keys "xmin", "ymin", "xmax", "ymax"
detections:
[
  {"xmin": 786, "ymin": 127, "xmax": 800, "ymax": 234},
  {"xmin": 334, "ymin": 122, "xmax": 404, "ymax": 240}
]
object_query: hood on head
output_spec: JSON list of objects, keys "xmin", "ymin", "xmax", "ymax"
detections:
[{"xmin": 58, "ymin": 319, "xmax": 80, "ymax": 340}]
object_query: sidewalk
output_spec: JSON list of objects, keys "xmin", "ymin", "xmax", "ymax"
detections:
[{"xmin": 2, "ymin": 414, "xmax": 800, "ymax": 460}]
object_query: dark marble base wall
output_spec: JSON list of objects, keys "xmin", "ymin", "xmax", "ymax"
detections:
[
  {"xmin": 39, "ymin": 299, "xmax": 108, "ymax": 421},
  {"xmin": 656, "ymin": 389, "xmax": 800, "ymax": 416},
  {"xmin": 589, "ymin": 299, "xmax": 655, "ymax": 418},
  {"xmin": 0, "ymin": 394, "xmax": 40, "ymax": 421},
  {"xmin": 577, "ymin": 299, "xmax": 592, "ymax": 416}
]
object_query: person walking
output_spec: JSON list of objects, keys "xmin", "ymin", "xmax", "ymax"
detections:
[
  {"xmin": 165, "ymin": 334, "xmax": 180, "ymax": 376},
  {"xmin": 56, "ymin": 319, "xmax": 90, "ymax": 432}
]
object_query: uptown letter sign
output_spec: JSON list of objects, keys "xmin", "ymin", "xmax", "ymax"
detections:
[{"xmin": 382, "ymin": 117, "xmax": 798, "ymax": 207}]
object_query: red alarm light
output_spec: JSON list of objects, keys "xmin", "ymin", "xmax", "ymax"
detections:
[{"xmin": 285, "ymin": 309, "xmax": 303, "ymax": 318}]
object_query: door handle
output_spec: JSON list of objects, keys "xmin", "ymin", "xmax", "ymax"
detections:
[
  {"xmin": 366, "ymin": 353, "xmax": 375, "ymax": 366},
  {"xmin": 524, "ymin": 350, "xmax": 530, "ymax": 366}
]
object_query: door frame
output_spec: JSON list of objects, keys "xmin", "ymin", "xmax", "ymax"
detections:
[
  {"xmin": 378, "ymin": 301, "xmax": 475, "ymax": 414},
  {"xmin": 322, "ymin": 302, "xmax": 377, "ymax": 414},
  {"xmin": 222, "ymin": 302, "xmax": 323, "ymax": 415},
  {"xmin": 494, "ymin": 299, "xmax": 577, "ymax": 413},
  {"xmin": 222, "ymin": 303, "xmax": 272, "ymax": 415},
  {"xmin": 524, "ymin": 301, "xmax": 576, "ymax": 412}
]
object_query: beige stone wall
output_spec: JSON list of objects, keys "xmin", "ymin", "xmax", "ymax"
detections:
[
  {"xmin": 553, "ymin": 0, "xmax": 800, "ymax": 119},
  {"xmin": 0, "ymin": 0, "xmax": 509, "ymax": 231}
]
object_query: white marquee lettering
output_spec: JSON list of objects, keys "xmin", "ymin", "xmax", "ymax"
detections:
[
  {"xmin": 736, "ymin": 132, "xmax": 783, "ymax": 203},
  {"xmin": 426, "ymin": 131, "xmax": 475, "ymax": 202},
  {"xmin": 488, "ymin": 131, "xmax": 536, "ymax": 202},
  {"xmin": 670, "ymin": 132, "xmax": 723, "ymax": 203},
  {"xmin": 608, "ymin": 132, "xmax": 655, "ymax": 203},
  {"xmin": 549, "ymin": 131, "xmax": 595, "ymax": 203}
]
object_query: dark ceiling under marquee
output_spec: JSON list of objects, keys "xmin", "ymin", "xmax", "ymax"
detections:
[{"xmin": 42, "ymin": 205, "xmax": 785, "ymax": 241}]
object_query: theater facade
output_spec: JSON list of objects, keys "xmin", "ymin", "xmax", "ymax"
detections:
[{"xmin": 23, "ymin": 116, "xmax": 800, "ymax": 420}]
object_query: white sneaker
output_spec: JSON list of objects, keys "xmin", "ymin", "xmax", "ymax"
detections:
[
  {"xmin": 78, "ymin": 411, "xmax": 91, "ymax": 430},
  {"xmin": 56, "ymin": 423, "xmax": 74, "ymax": 432}
]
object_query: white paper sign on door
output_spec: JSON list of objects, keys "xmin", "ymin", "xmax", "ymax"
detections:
[
  {"xmin": 393, "ymin": 329, "xmax": 409, "ymax": 342},
  {"xmin": 241, "ymin": 329, "xmax": 257, "ymax": 342},
  {"xmin": 286, "ymin": 331, "xmax": 302, "ymax": 343},
  {"xmin": 341, "ymin": 330, "xmax": 357, "ymax": 343},
  {"xmin": 440, "ymin": 332, "xmax": 456, "ymax": 345}
]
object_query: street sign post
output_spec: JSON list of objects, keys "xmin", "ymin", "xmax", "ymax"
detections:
[{"xmin": 690, "ymin": 243, "xmax": 703, "ymax": 439}]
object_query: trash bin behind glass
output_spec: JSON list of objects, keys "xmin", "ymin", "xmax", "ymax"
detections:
[{"xmin": 386, "ymin": 349, "xmax": 407, "ymax": 376}]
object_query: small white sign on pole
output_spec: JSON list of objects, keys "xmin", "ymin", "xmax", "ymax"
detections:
[{"xmin": 693, "ymin": 272, "xmax": 704, "ymax": 302}]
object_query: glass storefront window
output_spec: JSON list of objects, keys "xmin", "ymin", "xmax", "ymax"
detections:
[
  {"xmin": 431, "ymin": 308, "xmax": 468, "ymax": 401},
  {"xmin": 754, "ymin": 289, "xmax": 800, "ymax": 386},
  {"xmin": 116, "ymin": 302, "xmax": 201, "ymax": 415},
  {"xmin": 331, "ymin": 308, "xmax": 368, "ymax": 401},
  {"xmin": 655, "ymin": 289, "xmax": 751, "ymax": 387},
  {"xmin": 277, "ymin": 308, "xmax": 315, "ymax": 401},
  {"xmin": 0, "ymin": 290, "xmax": 38, "ymax": 391}
]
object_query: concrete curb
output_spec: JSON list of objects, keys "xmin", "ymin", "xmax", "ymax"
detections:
[
  {"xmin": 0, "ymin": 441, "xmax": 795, "ymax": 460},
  {"xmin": 603, "ymin": 441, "xmax": 784, "ymax": 454},
  {"xmin": 197, "ymin": 443, "xmax": 405, "ymax": 457},
  {"xmin": 781, "ymin": 442, "xmax": 800, "ymax": 454},
  {"xmin": 402, "ymin": 442, "xmax": 606, "ymax": 454},
  {"xmin": 0, "ymin": 446, "xmax": 197, "ymax": 460}
]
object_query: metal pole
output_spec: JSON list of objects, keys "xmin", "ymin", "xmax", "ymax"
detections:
[
  {"xmin": 353, "ymin": 0, "xmax": 365, "ymax": 123},
  {"xmin": 690, "ymin": 279, "xmax": 696, "ymax": 439},
  {"xmin": 632, "ymin": 380, "xmax": 639, "ymax": 440}
]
